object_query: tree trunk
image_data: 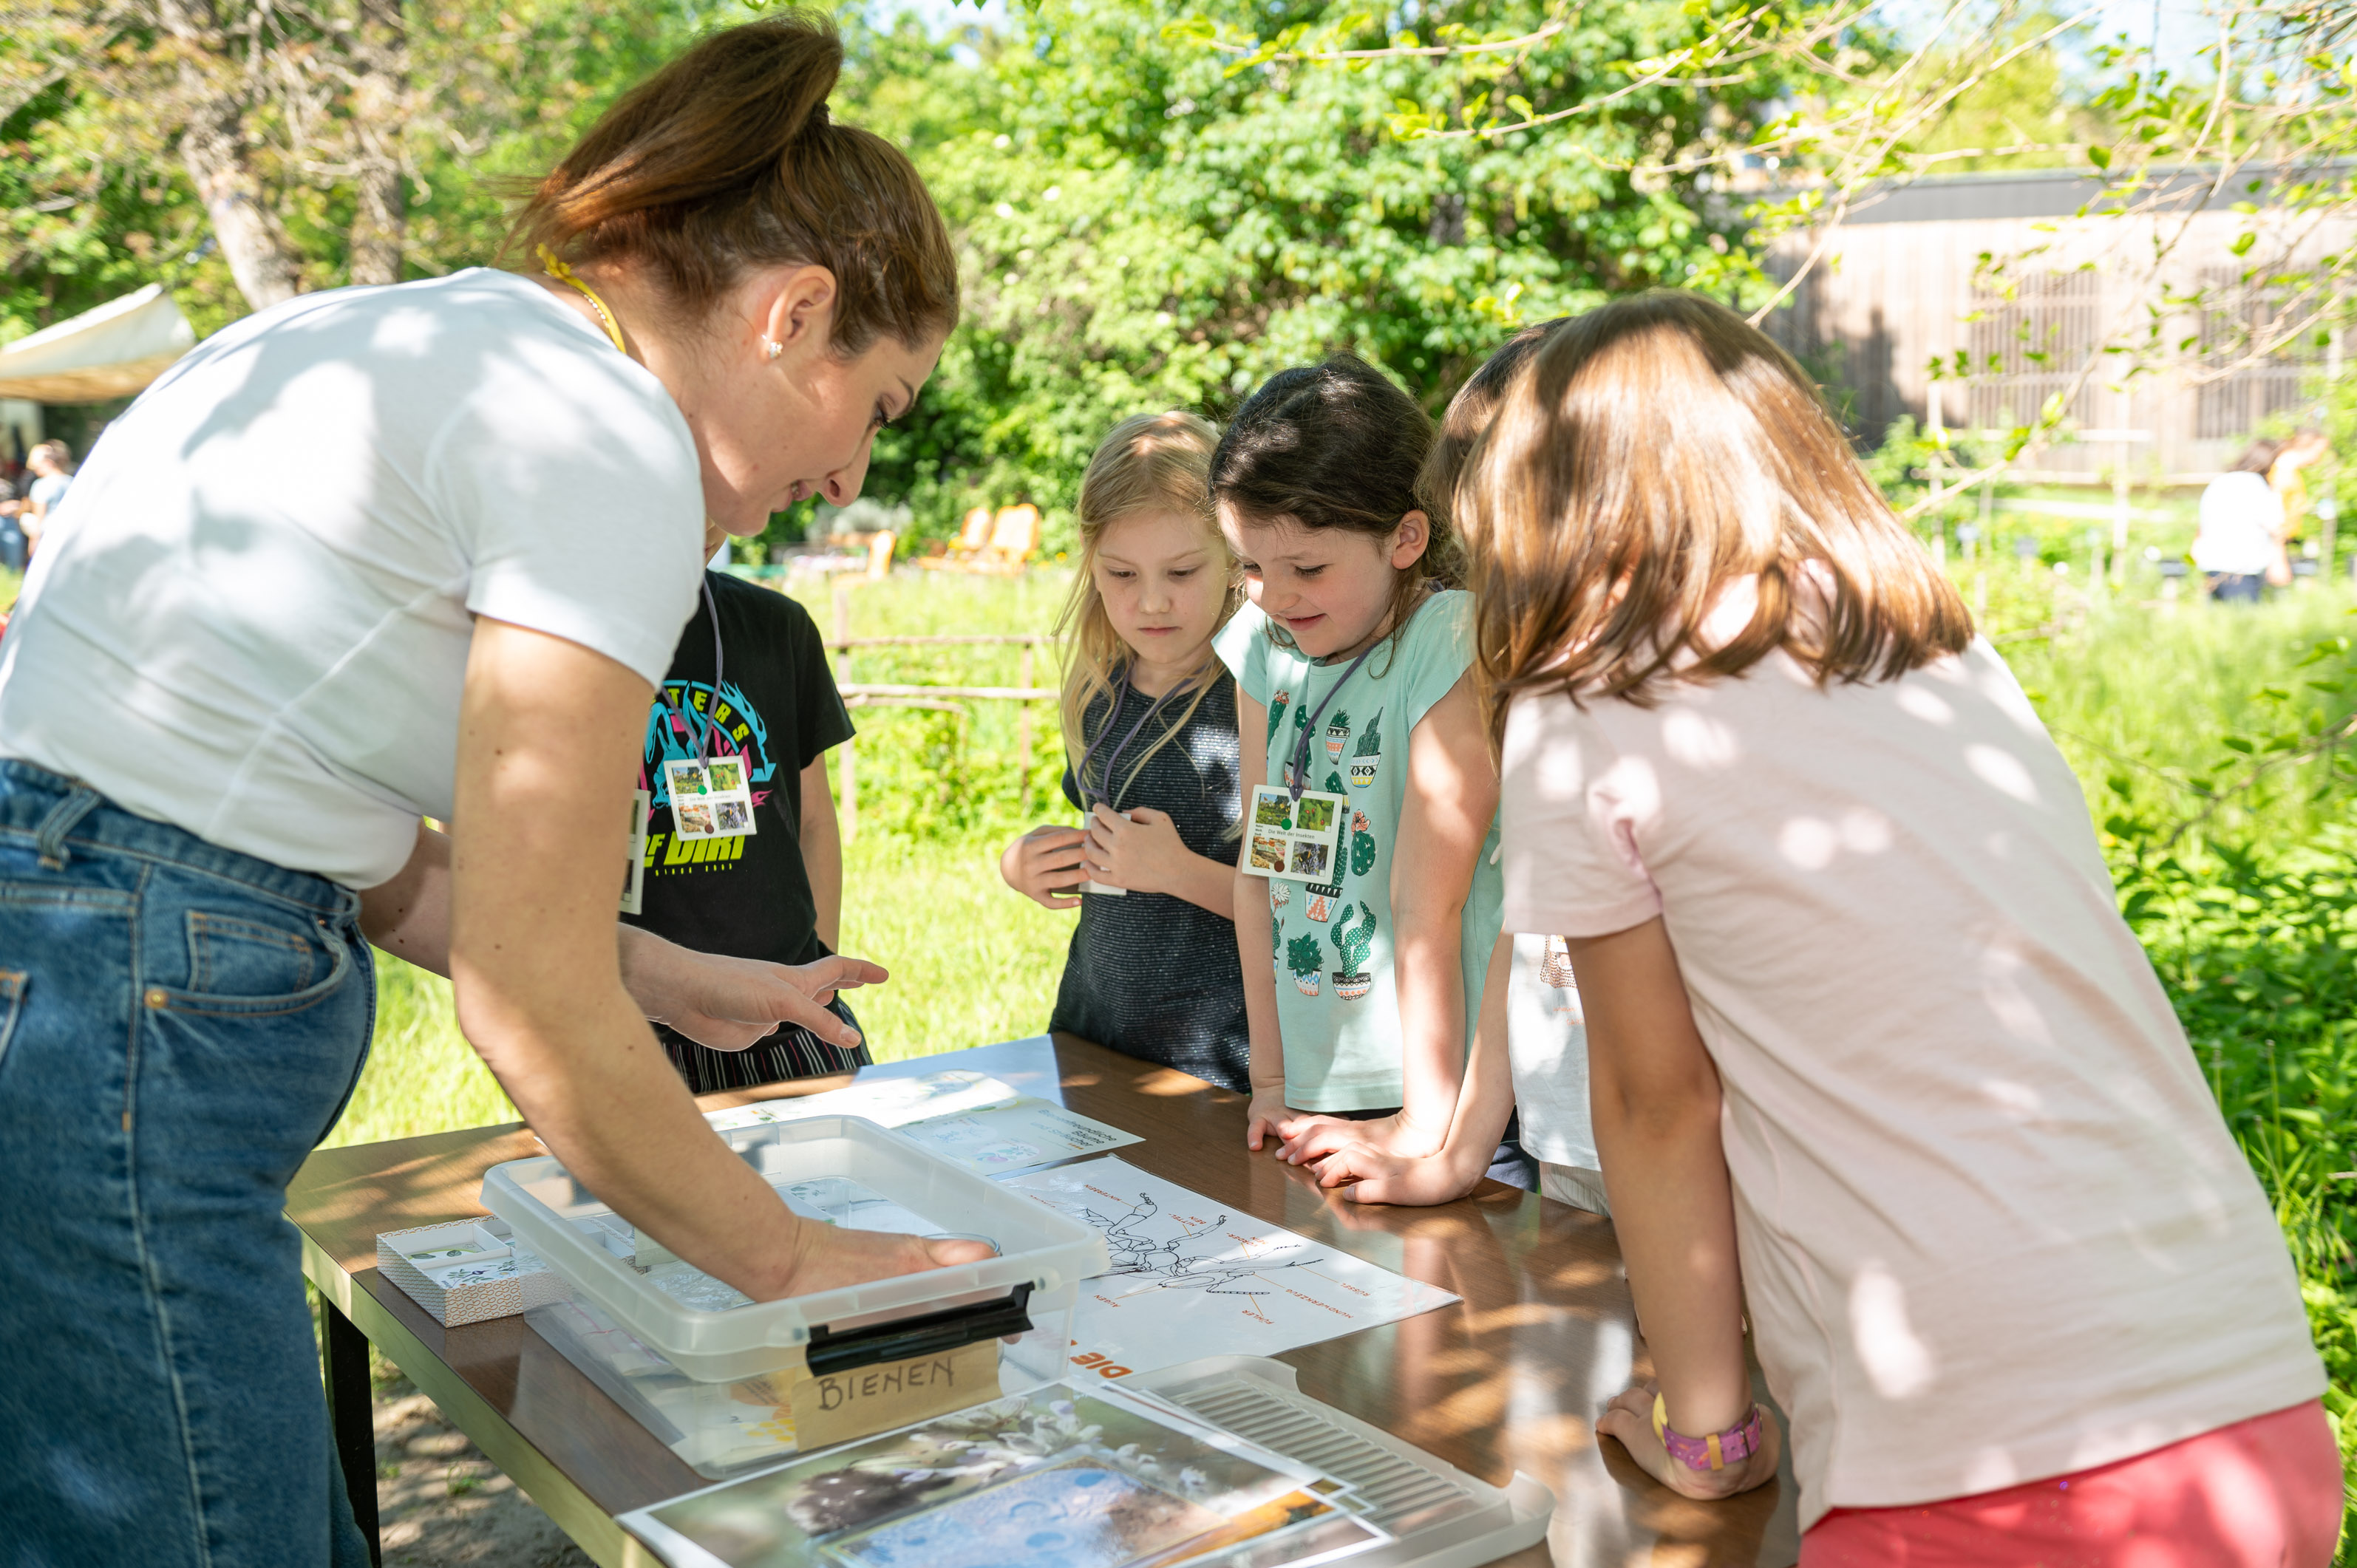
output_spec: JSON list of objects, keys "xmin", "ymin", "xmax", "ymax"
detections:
[
  {"xmin": 344, "ymin": 0, "xmax": 407, "ymax": 287},
  {"xmin": 159, "ymin": 0, "xmax": 307, "ymax": 310}
]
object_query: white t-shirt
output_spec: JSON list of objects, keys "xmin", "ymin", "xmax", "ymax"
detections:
[
  {"xmin": 2191, "ymin": 471, "xmax": 2282, "ymax": 575},
  {"xmin": 1506, "ymin": 933, "xmax": 1596, "ymax": 1169},
  {"xmin": 1498, "ymin": 634, "xmax": 2322, "ymax": 1529},
  {"xmin": 0, "ymin": 269, "xmax": 705, "ymax": 888}
]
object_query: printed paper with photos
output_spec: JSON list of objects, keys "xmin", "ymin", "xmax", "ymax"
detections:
[
  {"xmin": 666, "ymin": 757, "xmax": 758, "ymax": 842},
  {"xmin": 1241, "ymin": 786, "xmax": 1346, "ymax": 884},
  {"xmin": 632, "ymin": 1384, "xmax": 1384, "ymax": 1568}
]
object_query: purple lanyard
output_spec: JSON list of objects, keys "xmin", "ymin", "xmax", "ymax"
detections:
[
  {"xmin": 1075, "ymin": 669, "xmax": 1191, "ymax": 814},
  {"xmin": 1286, "ymin": 642, "xmax": 1375, "ymax": 803}
]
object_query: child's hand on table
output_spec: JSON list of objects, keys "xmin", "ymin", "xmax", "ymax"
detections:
[
  {"xmin": 1309, "ymin": 1139, "xmax": 1486, "ymax": 1206},
  {"xmin": 1245, "ymin": 1085, "xmax": 1306, "ymax": 1151},
  {"xmin": 1274, "ymin": 1109, "xmax": 1442, "ymax": 1167},
  {"xmin": 1597, "ymin": 1383, "xmax": 1780, "ymax": 1501},
  {"xmin": 1081, "ymin": 803, "xmax": 1191, "ymax": 895},
  {"xmin": 999, "ymin": 825, "xmax": 1089, "ymax": 910}
]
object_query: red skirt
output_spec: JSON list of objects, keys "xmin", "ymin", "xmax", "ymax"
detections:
[{"xmin": 1801, "ymin": 1400, "xmax": 2344, "ymax": 1568}]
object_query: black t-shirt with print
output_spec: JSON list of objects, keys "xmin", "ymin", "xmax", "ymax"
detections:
[{"xmin": 622, "ymin": 571, "xmax": 858, "ymax": 1085}]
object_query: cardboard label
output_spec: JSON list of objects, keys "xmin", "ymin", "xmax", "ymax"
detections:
[{"xmin": 788, "ymin": 1338, "xmax": 1001, "ymax": 1450}]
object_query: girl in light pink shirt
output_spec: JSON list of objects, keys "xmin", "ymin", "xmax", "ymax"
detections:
[{"xmin": 1346, "ymin": 292, "xmax": 2339, "ymax": 1564}]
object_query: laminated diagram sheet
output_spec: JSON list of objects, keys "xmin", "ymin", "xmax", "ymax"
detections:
[{"xmin": 1003, "ymin": 1159, "xmax": 1459, "ymax": 1376}]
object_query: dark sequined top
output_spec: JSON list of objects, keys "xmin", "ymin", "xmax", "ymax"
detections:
[{"xmin": 1048, "ymin": 672, "xmax": 1249, "ymax": 1091}]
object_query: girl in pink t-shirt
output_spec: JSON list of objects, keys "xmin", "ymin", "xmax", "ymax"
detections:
[{"xmin": 1361, "ymin": 293, "xmax": 2339, "ymax": 1563}]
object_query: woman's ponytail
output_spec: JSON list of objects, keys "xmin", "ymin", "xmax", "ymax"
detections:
[{"xmin": 506, "ymin": 11, "xmax": 958, "ymax": 356}]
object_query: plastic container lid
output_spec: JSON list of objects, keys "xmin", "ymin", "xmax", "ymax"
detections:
[{"xmin": 481, "ymin": 1114, "xmax": 1107, "ymax": 1384}]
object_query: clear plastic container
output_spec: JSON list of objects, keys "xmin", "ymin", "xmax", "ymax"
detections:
[{"xmin": 480, "ymin": 1114, "xmax": 1104, "ymax": 1390}]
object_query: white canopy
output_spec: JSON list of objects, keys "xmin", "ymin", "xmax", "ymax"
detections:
[{"xmin": 0, "ymin": 284, "xmax": 196, "ymax": 403}]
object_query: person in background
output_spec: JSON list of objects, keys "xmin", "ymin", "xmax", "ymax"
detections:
[
  {"xmin": 625, "ymin": 536, "xmax": 865, "ymax": 1093},
  {"xmin": 2193, "ymin": 440, "xmax": 2287, "ymax": 602},
  {"xmin": 2264, "ymin": 426, "xmax": 2330, "ymax": 586},
  {"xmin": 1466, "ymin": 291, "xmax": 2333, "ymax": 1561},
  {"xmin": 999, "ymin": 412, "xmax": 1251, "ymax": 1091},
  {"xmin": 19, "ymin": 440, "xmax": 74, "ymax": 559},
  {"xmin": 0, "ymin": 463, "xmax": 24, "ymax": 575},
  {"xmin": 1213, "ymin": 355, "xmax": 1534, "ymax": 1190}
]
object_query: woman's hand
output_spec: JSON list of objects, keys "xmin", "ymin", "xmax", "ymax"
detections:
[
  {"xmin": 1081, "ymin": 804, "xmax": 1191, "ymax": 896},
  {"xmin": 1000, "ymin": 825, "xmax": 1089, "ymax": 909},
  {"xmin": 618, "ymin": 932, "xmax": 883, "ymax": 1052},
  {"xmin": 1310, "ymin": 1139, "xmax": 1486, "ymax": 1206},
  {"xmin": 1597, "ymin": 1384, "xmax": 1780, "ymax": 1501}
]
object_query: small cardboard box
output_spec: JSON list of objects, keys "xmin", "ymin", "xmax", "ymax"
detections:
[{"xmin": 376, "ymin": 1219, "xmax": 565, "ymax": 1328}]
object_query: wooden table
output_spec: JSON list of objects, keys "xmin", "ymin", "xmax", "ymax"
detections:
[{"xmin": 291, "ymin": 1034, "xmax": 1800, "ymax": 1567}]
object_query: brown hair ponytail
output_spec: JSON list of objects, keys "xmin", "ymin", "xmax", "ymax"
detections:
[{"xmin": 506, "ymin": 12, "xmax": 958, "ymax": 355}]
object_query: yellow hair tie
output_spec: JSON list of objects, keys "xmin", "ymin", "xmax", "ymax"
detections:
[{"xmin": 537, "ymin": 243, "xmax": 626, "ymax": 355}]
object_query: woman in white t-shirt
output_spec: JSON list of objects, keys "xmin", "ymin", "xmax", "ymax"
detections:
[
  {"xmin": 1457, "ymin": 293, "xmax": 2336, "ymax": 1561},
  {"xmin": 0, "ymin": 18, "xmax": 990, "ymax": 1566}
]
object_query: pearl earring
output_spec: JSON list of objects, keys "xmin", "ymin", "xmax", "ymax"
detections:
[{"xmin": 763, "ymin": 337, "xmax": 783, "ymax": 360}]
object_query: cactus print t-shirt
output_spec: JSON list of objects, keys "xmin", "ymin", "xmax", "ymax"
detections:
[{"xmin": 1215, "ymin": 590, "xmax": 1504, "ymax": 1111}]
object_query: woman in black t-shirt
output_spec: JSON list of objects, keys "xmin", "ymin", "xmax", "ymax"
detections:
[{"xmin": 625, "ymin": 566, "xmax": 868, "ymax": 1091}]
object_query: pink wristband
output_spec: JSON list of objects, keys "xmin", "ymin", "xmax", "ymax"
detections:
[{"xmin": 1651, "ymin": 1394, "xmax": 1768, "ymax": 1472}]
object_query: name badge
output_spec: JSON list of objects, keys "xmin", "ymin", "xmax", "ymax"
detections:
[
  {"xmin": 1242, "ymin": 784, "xmax": 1345, "ymax": 883},
  {"xmin": 664, "ymin": 757, "xmax": 757, "ymax": 842},
  {"xmin": 620, "ymin": 788, "xmax": 650, "ymax": 916}
]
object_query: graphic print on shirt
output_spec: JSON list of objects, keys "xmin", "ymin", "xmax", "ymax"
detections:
[
  {"xmin": 1331, "ymin": 901, "xmax": 1377, "ymax": 1000},
  {"xmin": 1348, "ymin": 709, "xmax": 1382, "ymax": 789},
  {"xmin": 1285, "ymin": 931, "xmax": 1324, "ymax": 996},
  {"xmin": 1265, "ymin": 689, "xmax": 1290, "ymax": 746},
  {"xmin": 1323, "ymin": 710, "xmax": 1351, "ymax": 764},
  {"xmin": 639, "ymin": 677, "xmax": 776, "ymax": 879},
  {"xmin": 1349, "ymin": 809, "xmax": 1378, "ymax": 877}
]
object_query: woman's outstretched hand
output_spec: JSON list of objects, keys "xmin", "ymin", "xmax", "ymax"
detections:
[
  {"xmin": 772, "ymin": 1224, "xmax": 997, "ymax": 1298},
  {"xmin": 1596, "ymin": 1383, "xmax": 1781, "ymax": 1501},
  {"xmin": 618, "ymin": 930, "xmax": 885, "ymax": 1052}
]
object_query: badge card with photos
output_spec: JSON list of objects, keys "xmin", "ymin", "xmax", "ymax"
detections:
[
  {"xmin": 667, "ymin": 757, "xmax": 758, "ymax": 842},
  {"xmin": 620, "ymin": 1380, "xmax": 1392, "ymax": 1568},
  {"xmin": 1242, "ymin": 785, "xmax": 1347, "ymax": 884}
]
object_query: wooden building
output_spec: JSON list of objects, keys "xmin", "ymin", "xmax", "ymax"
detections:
[{"xmin": 1758, "ymin": 168, "xmax": 2350, "ymax": 482}]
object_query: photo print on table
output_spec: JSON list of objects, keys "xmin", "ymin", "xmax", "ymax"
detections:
[{"xmin": 634, "ymin": 1384, "xmax": 1376, "ymax": 1568}]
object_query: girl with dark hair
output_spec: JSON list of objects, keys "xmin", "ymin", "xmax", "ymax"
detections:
[
  {"xmin": 1454, "ymin": 290, "xmax": 2332, "ymax": 1560},
  {"xmin": 1209, "ymin": 355, "xmax": 1527, "ymax": 1187},
  {"xmin": 0, "ymin": 15, "xmax": 991, "ymax": 1563}
]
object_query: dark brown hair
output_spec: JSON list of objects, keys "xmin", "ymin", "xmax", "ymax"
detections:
[
  {"xmin": 1462, "ymin": 290, "xmax": 1972, "ymax": 729},
  {"xmin": 1208, "ymin": 354, "xmax": 1462, "ymax": 654},
  {"xmin": 506, "ymin": 13, "xmax": 958, "ymax": 356},
  {"xmin": 1415, "ymin": 318, "xmax": 1568, "ymax": 520}
]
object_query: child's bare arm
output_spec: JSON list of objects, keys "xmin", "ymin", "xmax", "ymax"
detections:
[
  {"xmin": 1578, "ymin": 916, "xmax": 1775, "ymax": 1499},
  {"xmin": 1233, "ymin": 691, "xmax": 1295, "ymax": 1150},
  {"xmin": 1314, "ymin": 932, "xmax": 1514, "ymax": 1204}
]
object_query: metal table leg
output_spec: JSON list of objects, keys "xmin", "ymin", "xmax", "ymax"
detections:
[{"xmin": 320, "ymin": 1294, "xmax": 384, "ymax": 1568}]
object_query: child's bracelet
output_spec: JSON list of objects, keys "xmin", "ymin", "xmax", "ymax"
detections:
[{"xmin": 1651, "ymin": 1394, "xmax": 1768, "ymax": 1472}]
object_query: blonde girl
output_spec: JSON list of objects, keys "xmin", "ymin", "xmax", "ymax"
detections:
[
  {"xmin": 1465, "ymin": 292, "xmax": 2334, "ymax": 1563},
  {"xmin": 1212, "ymin": 355, "xmax": 1529, "ymax": 1188},
  {"xmin": 997, "ymin": 412, "xmax": 1251, "ymax": 1088}
]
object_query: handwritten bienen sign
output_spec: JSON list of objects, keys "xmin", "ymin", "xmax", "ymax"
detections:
[{"xmin": 788, "ymin": 1339, "xmax": 1001, "ymax": 1449}]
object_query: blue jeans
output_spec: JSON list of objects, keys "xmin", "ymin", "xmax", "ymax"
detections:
[{"xmin": 0, "ymin": 761, "xmax": 375, "ymax": 1567}]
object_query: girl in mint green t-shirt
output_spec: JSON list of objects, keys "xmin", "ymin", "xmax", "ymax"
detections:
[{"xmin": 1209, "ymin": 355, "xmax": 1509, "ymax": 1178}]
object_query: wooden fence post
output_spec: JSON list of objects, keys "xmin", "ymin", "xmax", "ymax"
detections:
[
  {"xmin": 1017, "ymin": 643, "xmax": 1035, "ymax": 816},
  {"xmin": 831, "ymin": 579, "xmax": 851, "ymax": 644}
]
